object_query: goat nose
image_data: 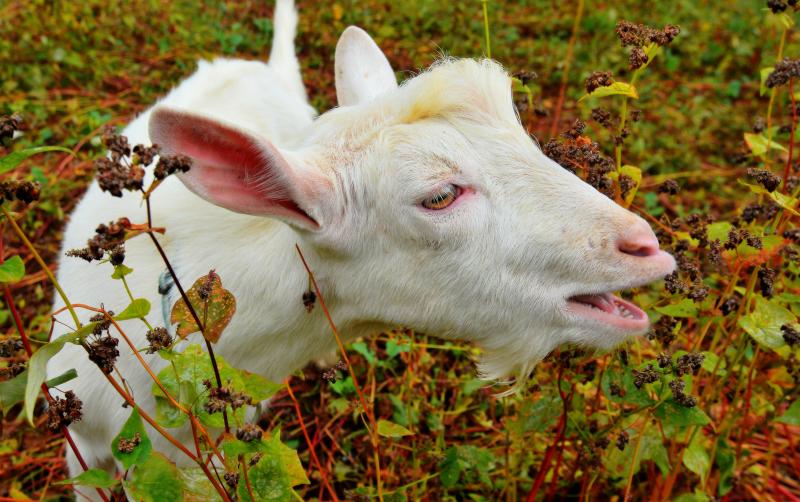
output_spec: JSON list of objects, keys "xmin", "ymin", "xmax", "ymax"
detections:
[{"xmin": 617, "ymin": 224, "xmax": 661, "ymax": 258}]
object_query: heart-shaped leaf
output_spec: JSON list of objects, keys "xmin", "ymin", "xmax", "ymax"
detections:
[{"xmin": 170, "ymin": 271, "xmax": 236, "ymax": 343}]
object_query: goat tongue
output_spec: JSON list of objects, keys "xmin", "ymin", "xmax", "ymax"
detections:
[{"xmin": 570, "ymin": 293, "xmax": 617, "ymax": 314}]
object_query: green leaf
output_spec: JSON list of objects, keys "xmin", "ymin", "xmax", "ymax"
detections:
[
  {"xmin": 0, "ymin": 146, "xmax": 73, "ymax": 174},
  {"xmin": 111, "ymin": 264, "xmax": 133, "ymax": 279},
  {"xmin": 377, "ymin": 419, "xmax": 414, "ymax": 438},
  {"xmin": 56, "ymin": 468, "xmax": 119, "ymax": 488},
  {"xmin": 170, "ymin": 272, "xmax": 236, "ymax": 343},
  {"xmin": 683, "ymin": 434, "xmax": 710, "ymax": 477},
  {"xmin": 776, "ymin": 399, "xmax": 800, "ymax": 425},
  {"xmin": 152, "ymin": 344, "xmax": 249, "ymax": 428},
  {"xmin": 743, "ymin": 132, "xmax": 787, "ymax": 158},
  {"xmin": 739, "ymin": 180, "xmax": 800, "ymax": 216},
  {"xmin": 760, "ymin": 67, "xmax": 775, "ymax": 96},
  {"xmin": 655, "ymin": 400, "xmax": 710, "ymax": 437},
  {"xmin": 0, "ymin": 368, "xmax": 77, "ymax": 415},
  {"xmin": 654, "ymin": 298, "xmax": 698, "ymax": 318},
  {"xmin": 236, "ymin": 430, "xmax": 309, "ymax": 502},
  {"xmin": 619, "ymin": 165, "xmax": 642, "ymax": 206},
  {"xmin": 111, "ymin": 407, "xmax": 152, "ymax": 469},
  {"xmin": 240, "ymin": 370, "xmax": 282, "ymax": 403},
  {"xmin": 438, "ymin": 445, "xmax": 495, "ymax": 489},
  {"xmin": 24, "ymin": 331, "xmax": 82, "ymax": 425},
  {"xmin": 715, "ymin": 440, "xmax": 735, "ymax": 496},
  {"xmin": 125, "ymin": 452, "xmax": 184, "ymax": 502},
  {"xmin": 738, "ymin": 297, "xmax": 795, "ymax": 350},
  {"xmin": 508, "ymin": 392, "xmax": 561, "ymax": 435},
  {"xmin": 386, "ymin": 340, "xmax": 411, "ymax": 358},
  {"xmin": 578, "ymin": 81, "xmax": 639, "ymax": 102},
  {"xmin": 115, "ymin": 298, "xmax": 151, "ymax": 321},
  {"xmin": 0, "ymin": 256, "xmax": 25, "ymax": 283}
]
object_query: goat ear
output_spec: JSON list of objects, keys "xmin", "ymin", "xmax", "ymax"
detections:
[
  {"xmin": 148, "ymin": 107, "xmax": 323, "ymax": 230},
  {"xmin": 335, "ymin": 26, "xmax": 398, "ymax": 106}
]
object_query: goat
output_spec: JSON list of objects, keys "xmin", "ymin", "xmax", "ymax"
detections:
[{"xmin": 48, "ymin": 0, "xmax": 675, "ymax": 485}]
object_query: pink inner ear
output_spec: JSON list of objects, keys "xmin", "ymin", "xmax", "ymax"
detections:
[{"xmin": 152, "ymin": 109, "xmax": 318, "ymax": 228}]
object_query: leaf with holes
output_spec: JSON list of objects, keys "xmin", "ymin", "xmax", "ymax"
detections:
[{"xmin": 170, "ymin": 272, "xmax": 236, "ymax": 343}]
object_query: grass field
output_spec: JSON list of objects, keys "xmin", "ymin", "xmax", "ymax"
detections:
[{"xmin": 2, "ymin": 0, "xmax": 800, "ymax": 500}]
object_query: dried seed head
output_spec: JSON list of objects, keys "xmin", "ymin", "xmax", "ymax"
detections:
[
  {"xmin": 117, "ymin": 432, "xmax": 142, "ymax": 453},
  {"xmin": 236, "ymin": 423, "xmax": 263, "ymax": 442},
  {"xmin": 747, "ymin": 168, "xmax": 781, "ymax": 192},
  {"xmin": 758, "ymin": 266, "xmax": 776, "ymax": 298},
  {"xmin": 766, "ymin": 58, "xmax": 800, "ymax": 88},
  {"xmin": 302, "ymin": 290, "xmax": 316, "ymax": 313},
  {"xmin": 47, "ymin": 390, "xmax": 83, "ymax": 431},
  {"xmin": 0, "ymin": 338, "xmax": 24, "ymax": 357},
  {"xmin": 0, "ymin": 113, "xmax": 24, "ymax": 142},
  {"xmin": 132, "ymin": 144, "xmax": 160, "ymax": 167},
  {"xmin": 86, "ymin": 334, "xmax": 120, "ymax": 374},
  {"xmin": 675, "ymin": 352, "xmax": 704, "ymax": 376},
  {"xmin": 145, "ymin": 327, "xmax": 172, "ymax": 354},
  {"xmin": 781, "ymin": 324, "xmax": 800, "ymax": 346},
  {"xmin": 657, "ymin": 179, "xmax": 680, "ymax": 195},
  {"xmin": 615, "ymin": 431, "xmax": 629, "ymax": 451},
  {"xmin": 629, "ymin": 47, "xmax": 648, "ymax": 70},
  {"xmin": 632, "ymin": 364, "xmax": 659, "ymax": 388},
  {"xmin": 154, "ymin": 154, "xmax": 192, "ymax": 180},
  {"xmin": 0, "ymin": 180, "xmax": 42, "ymax": 205},
  {"xmin": 512, "ymin": 70, "xmax": 538, "ymax": 86},
  {"xmin": 585, "ymin": 71, "xmax": 614, "ymax": 94},
  {"xmin": 66, "ymin": 218, "xmax": 131, "ymax": 264},
  {"xmin": 224, "ymin": 472, "xmax": 239, "ymax": 489}
]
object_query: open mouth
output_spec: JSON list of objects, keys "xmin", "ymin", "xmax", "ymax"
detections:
[{"xmin": 566, "ymin": 292, "xmax": 649, "ymax": 331}]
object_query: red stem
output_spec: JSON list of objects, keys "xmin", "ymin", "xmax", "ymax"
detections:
[
  {"xmin": 783, "ymin": 78, "xmax": 797, "ymax": 193},
  {"xmin": 285, "ymin": 380, "xmax": 338, "ymax": 501},
  {"xmin": 2, "ymin": 285, "xmax": 109, "ymax": 502}
]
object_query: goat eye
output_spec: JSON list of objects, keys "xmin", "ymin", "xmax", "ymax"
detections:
[{"xmin": 422, "ymin": 184, "xmax": 460, "ymax": 210}]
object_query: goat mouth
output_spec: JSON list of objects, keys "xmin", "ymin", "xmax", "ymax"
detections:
[{"xmin": 566, "ymin": 292, "xmax": 648, "ymax": 331}]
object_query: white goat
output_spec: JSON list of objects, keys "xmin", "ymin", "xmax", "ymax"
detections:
[{"xmin": 48, "ymin": 0, "xmax": 674, "ymax": 483}]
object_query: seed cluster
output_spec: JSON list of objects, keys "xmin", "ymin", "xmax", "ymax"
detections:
[
  {"xmin": 747, "ymin": 168, "xmax": 782, "ymax": 192},
  {"xmin": 585, "ymin": 71, "xmax": 614, "ymax": 94},
  {"xmin": 145, "ymin": 327, "xmax": 172, "ymax": 354},
  {"xmin": 47, "ymin": 390, "xmax": 83, "ymax": 431},
  {"xmin": 781, "ymin": 324, "xmax": 800, "ymax": 346},
  {"xmin": 632, "ymin": 364, "xmax": 659, "ymax": 388},
  {"xmin": 94, "ymin": 128, "xmax": 191, "ymax": 197},
  {"xmin": 202, "ymin": 379, "xmax": 250, "ymax": 414},
  {"xmin": 769, "ymin": 0, "xmax": 800, "ymax": 12},
  {"xmin": 0, "ymin": 338, "xmax": 24, "ymax": 357},
  {"xmin": 0, "ymin": 180, "xmax": 41, "ymax": 204},
  {"xmin": 615, "ymin": 21, "xmax": 680, "ymax": 48},
  {"xmin": 668, "ymin": 379, "xmax": 697, "ymax": 407},
  {"xmin": 543, "ymin": 120, "xmax": 616, "ymax": 198},
  {"xmin": 66, "ymin": 217, "xmax": 131, "ymax": 264},
  {"xmin": 117, "ymin": 432, "xmax": 142, "ymax": 453},
  {"xmin": 322, "ymin": 359, "xmax": 349, "ymax": 382},
  {"xmin": 0, "ymin": 113, "xmax": 23, "ymax": 142},
  {"xmin": 236, "ymin": 423, "xmax": 263, "ymax": 442}
]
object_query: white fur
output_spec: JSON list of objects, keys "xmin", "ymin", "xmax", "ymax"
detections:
[{"xmin": 48, "ymin": 0, "xmax": 674, "ymax": 489}]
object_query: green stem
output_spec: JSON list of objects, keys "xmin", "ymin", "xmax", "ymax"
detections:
[
  {"xmin": 481, "ymin": 0, "xmax": 491, "ymax": 59},
  {"xmin": 1, "ymin": 206, "xmax": 81, "ymax": 329}
]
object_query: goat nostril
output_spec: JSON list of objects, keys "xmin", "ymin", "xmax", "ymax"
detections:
[{"xmin": 617, "ymin": 233, "xmax": 660, "ymax": 258}]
